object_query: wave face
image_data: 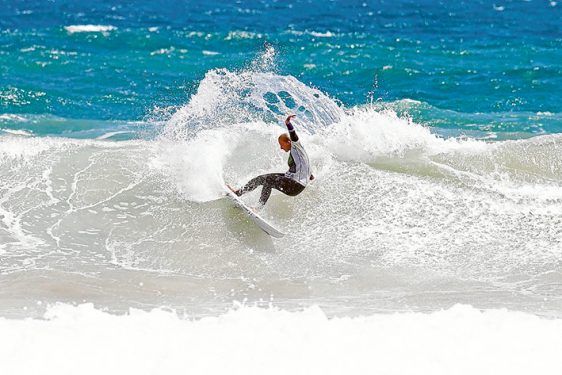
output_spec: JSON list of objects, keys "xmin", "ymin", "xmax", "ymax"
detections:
[{"xmin": 1, "ymin": 64, "xmax": 561, "ymax": 318}]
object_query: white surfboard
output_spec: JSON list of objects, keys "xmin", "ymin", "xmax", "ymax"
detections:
[{"xmin": 224, "ymin": 186, "xmax": 285, "ymax": 238}]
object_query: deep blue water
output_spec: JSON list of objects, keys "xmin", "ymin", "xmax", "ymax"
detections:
[{"xmin": 1, "ymin": 0, "xmax": 561, "ymax": 135}]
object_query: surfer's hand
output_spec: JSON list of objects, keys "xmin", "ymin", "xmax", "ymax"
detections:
[
  {"xmin": 310, "ymin": 174, "xmax": 315, "ymax": 181},
  {"xmin": 285, "ymin": 115, "xmax": 296, "ymax": 125}
]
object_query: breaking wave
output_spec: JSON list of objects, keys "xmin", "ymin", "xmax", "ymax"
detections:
[{"xmin": 1, "ymin": 49, "xmax": 561, "ymax": 318}]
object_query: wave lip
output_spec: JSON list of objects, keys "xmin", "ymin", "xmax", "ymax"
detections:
[{"xmin": 1, "ymin": 303, "xmax": 561, "ymax": 374}]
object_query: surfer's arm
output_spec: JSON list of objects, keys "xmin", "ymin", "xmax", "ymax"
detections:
[{"xmin": 285, "ymin": 115, "xmax": 299, "ymax": 142}]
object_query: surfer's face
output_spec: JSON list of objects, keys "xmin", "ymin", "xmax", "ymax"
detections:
[{"xmin": 278, "ymin": 134, "xmax": 291, "ymax": 152}]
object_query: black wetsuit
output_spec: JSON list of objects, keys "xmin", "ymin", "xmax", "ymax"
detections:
[{"xmin": 236, "ymin": 121, "xmax": 312, "ymax": 206}]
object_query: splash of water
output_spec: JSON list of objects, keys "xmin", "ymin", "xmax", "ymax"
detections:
[{"xmin": 162, "ymin": 47, "xmax": 344, "ymax": 141}]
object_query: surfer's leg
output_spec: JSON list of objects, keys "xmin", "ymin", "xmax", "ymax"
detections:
[
  {"xmin": 258, "ymin": 174, "xmax": 305, "ymax": 205},
  {"xmin": 274, "ymin": 176, "xmax": 305, "ymax": 197},
  {"xmin": 237, "ymin": 173, "xmax": 284, "ymax": 197},
  {"xmin": 257, "ymin": 173, "xmax": 285, "ymax": 206},
  {"xmin": 236, "ymin": 175, "xmax": 266, "ymax": 196},
  {"xmin": 238, "ymin": 173, "xmax": 303, "ymax": 206}
]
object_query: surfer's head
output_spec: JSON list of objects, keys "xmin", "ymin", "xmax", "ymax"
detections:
[{"xmin": 278, "ymin": 133, "xmax": 291, "ymax": 152}]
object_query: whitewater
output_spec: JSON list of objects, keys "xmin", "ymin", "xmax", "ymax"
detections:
[
  {"xmin": 1, "ymin": 303, "xmax": 562, "ymax": 375},
  {"xmin": 2, "ymin": 53, "xmax": 562, "ymax": 372}
]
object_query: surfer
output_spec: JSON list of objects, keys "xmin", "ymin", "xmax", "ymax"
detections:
[{"xmin": 228, "ymin": 115, "xmax": 314, "ymax": 207}]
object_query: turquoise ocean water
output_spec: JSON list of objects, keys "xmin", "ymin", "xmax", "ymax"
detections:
[{"xmin": 1, "ymin": 0, "xmax": 561, "ymax": 137}]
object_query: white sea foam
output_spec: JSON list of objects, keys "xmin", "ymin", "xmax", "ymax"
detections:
[
  {"xmin": 0, "ymin": 128, "xmax": 32, "ymax": 136},
  {"xmin": 0, "ymin": 135, "xmax": 66, "ymax": 160},
  {"xmin": 0, "ymin": 303, "xmax": 561, "ymax": 375},
  {"xmin": 308, "ymin": 30, "xmax": 335, "ymax": 38},
  {"xmin": 150, "ymin": 46, "xmax": 175, "ymax": 56},
  {"xmin": 151, "ymin": 130, "xmax": 237, "ymax": 202},
  {"xmin": 95, "ymin": 131, "xmax": 132, "ymax": 140},
  {"xmin": 19, "ymin": 46, "xmax": 38, "ymax": 53},
  {"xmin": 202, "ymin": 50, "xmax": 220, "ymax": 56},
  {"xmin": 163, "ymin": 68, "xmax": 343, "ymax": 141},
  {"xmin": 287, "ymin": 30, "xmax": 337, "ymax": 38},
  {"xmin": 225, "ymin": 31, "xmax": 263, "ymax": 40},
  {"xmin": 0, "ymin": 114, "xmax": 27, "ymax": 122},
  {"xmin": 0, "ymin": 135, "xmax": 133, "ymax": 161},
  {"xmin": 64, "ymin": 25, "xmax": 116, "ymax": 34},
  {"xmin": 318, "ymin": 107, "xmax": 457, "ymax": 161}
]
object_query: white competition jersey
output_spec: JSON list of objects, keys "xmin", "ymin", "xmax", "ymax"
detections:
[{"xmin": 285, "ymin": 140, "xmax": 311, "ymax": 186}]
